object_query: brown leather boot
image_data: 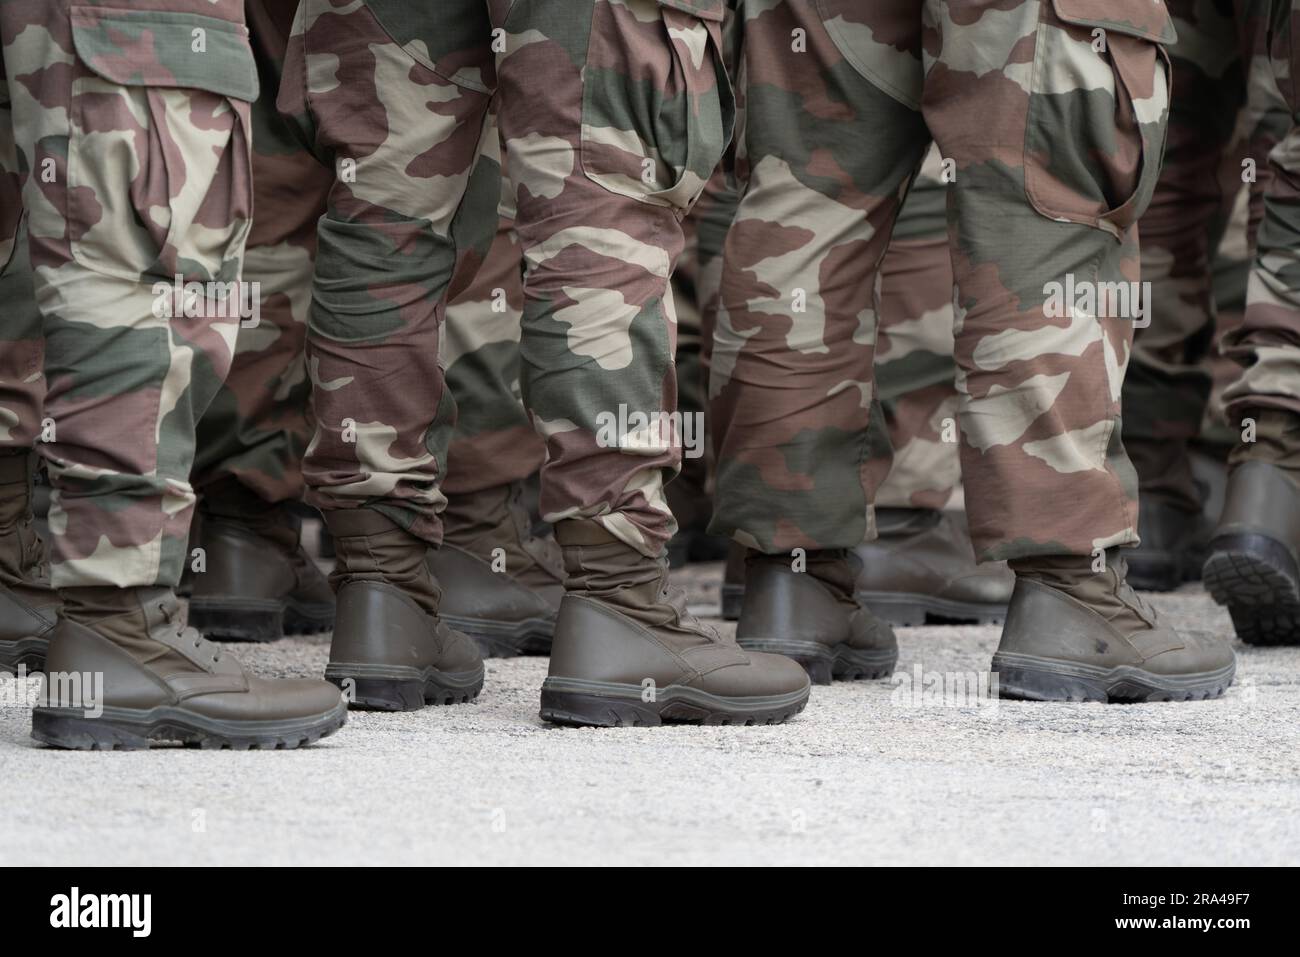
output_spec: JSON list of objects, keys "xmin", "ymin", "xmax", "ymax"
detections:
[
  {"xmin": 993, "ymin": 550, "xmax": 1235, "ymax": 702},
  {"xmin": 33, "ymin": 587, "xmax": 345, "ymax": 749},
  {"xmin": 323, "ymin": 509, "xmax": 483, "ymax": 711},
  {"xmin": 855, "ymin": 509, "xmax": 1013, "ymax": 625},
  {"xmin": 432, "ymin": 481, "xmax": 564, "ymax": 657},
  {"xmin": 736, "ymin": 548, "xmax": 898, "ymax": 684},
  {"xmin": 1203, "ymin": 410, "xmax": 1300, "ymax": 645},
  {"xmin": 1125, "ymin": 436, "xmax": 1214, "ymax": 590},
  {"xmin": 540, "ymin": 520, "xmax": 809, "ymax": 727},
  {"xmin": 186, "ymin": 479, "xmax": 334, "ymax": 641},
  {"xmin": 0, "ymin": 451, "xmax": 57, "ymax": 673}
]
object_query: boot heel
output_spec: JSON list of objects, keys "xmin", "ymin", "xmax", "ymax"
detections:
[
  {"xmin": 187, "ymin": 601, "xmax": 284, "ymax": 643},
  {"xmin": 539, "ymin": 688, "xmax": 662, "ymax": 728},
  {"xmin": 991, "ymin": 658, "xmax": 1107, "ymax": 703},
  {"xmin": 31, "ymin": 710, "xmax": 151, "ymax": 750},
  {"xmin": 327, "ymin": 674, "xmax": 426, "ymax": 711}
]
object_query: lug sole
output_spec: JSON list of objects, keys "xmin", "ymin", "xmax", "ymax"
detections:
[
  {"xmin": 0, "ymin": 636, "xmax": 49, "ymax": 675},
  {"xmin": 187, "ymin": 597, "xmax": 335, "ymax": 643},
  {"xmin": 1202, "ymin": 534, "xmax": 1300, "ymax": 646},
  {"xmin": 441, "ymin": 613, "xmax": 554, "ymax": 659},
  {"xmin": 31, "ymin": 699, "xmax": 347, "ymax": 751},
  {"xmin": 856, "ymin": 591, "xmax": 1008, "ymax": 627},
  {"xmin": 325, "ymin": 661, "xmax": 484, "ymax": 711},
  {"xmin": 539, "ymin": 676, "xmax": 809, "ymax": 728},
  {"xmin": 991, "ymin": 651, "xmax": 1235, "ymax": 703},
  {"xmin": 736, "ymin": 637, "xmax": 897, "ymax": 685}
]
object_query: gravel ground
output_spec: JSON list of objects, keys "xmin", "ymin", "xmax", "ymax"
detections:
[{"xmin": 0, "ymin": 565, "xmax": 1296, "ymax": 866}]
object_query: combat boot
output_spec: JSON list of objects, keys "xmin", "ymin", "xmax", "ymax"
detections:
[
  {"xmin": 540, "ymin": 521, "xmax": 810, "ymax": 727},
  {"xmin": 736, "ymin": 549, "xmax": 898, "ymax": 685},
  {"xmin": 0, "ymin": 451, "xmax": 57, "ymax": 673},
  {"xmin": 720, "ymin": 542, "xmax": 745, "ymax": 621},
  {"xmin": 1203, "ymin": 410, "xmax": 1300, "ymax": 644},
  {"xmin": 1127, "ymin": 498, "xmax": 1212, "ymax": 591},
  {"xmin": 186, "ymin": 478, "xmax": 334, "ymax": 641},
  {"xmin": 323, "ymin": 509, "xmax": 483, "ymax": 711},
  {"xmin": 31, "ymin": 587, "xmax": 345, "ymax": 749},
  {"xmin": 431, "ymin": 481, "xmax": 564, "ymax": 658},
  {"xmin": 1125, "ymin": 437, "xmax": 1212, "ymax": 591},
  {"xmin": 854, "ymin": 509, "xmax": 1013, "ymax": 625},
  {"xmin": 992, "ymin": 550, "xmax": 1235, "ymax": 702}
]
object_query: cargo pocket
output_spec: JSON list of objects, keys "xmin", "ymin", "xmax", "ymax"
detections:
[
  {"xmin": 816, "ymin": 0, "xmax": 924, "ymax": 110},
  {"xmin": 1024, "ymin": 0, "xmax": 1175, "ymax": 239},
  {"xmin": 360, "ymin": 0, "xmax": 496, "ymax": 94},
  {"xmin": 580, "ymin": 0, "xmax": 735, "ymax": 211},
  {"xmin": 66, "ymin": 6, "xmax": 258, "ymax": 283}
]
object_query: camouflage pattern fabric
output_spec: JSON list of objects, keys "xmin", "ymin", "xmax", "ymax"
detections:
[
  {"xmin": 1221, "ymin": 0, "xmax": 1300, "ymax": 423},
  {"xmin": 285, "ymin": 0, "xmax": 733, "ymax": 557},
  {"xmin": 708, "ymin": 0, "xmax": 1173, "ymax": 562},
  {"xmin": 442, "ymin": 121, "xmax": 547, "ymax": 499},
  {"xmin": 191, "ymin": 0, "xmax": 330, "ymax": 508},
  {"xmin": 0, "ymin": 218, "xmax": 42, "ymax": 450},
  {"xmin": 873, "ymin": 148, "xmax": 962, "ymax": 511},
  {"xmin": 196, "ymin": 8, "xmax": 542, "ymax": 512},
  {"xmin": 1122, "ymin": 0, "xmax": 1279, "ymax": 511},
  {"xmin": 0, "ymin": 0, "xmax": 257, "ymax": 587}
]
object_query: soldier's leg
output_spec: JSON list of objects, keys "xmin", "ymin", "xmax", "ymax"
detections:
[
  {"xmin": 861, "ymin": 148, "xmax": 1014, "ymax": 626},
  {"xmin": 495, "ymin": 0, "xmax": 809, "ymax": 725},
  {"xmin": 185, "ymin": 0, "xmax": 336, "ymax": 642},
  {"xmin": 705, "ymin": 0, "xmax": 927, "ymax": 683},
  {"xmin": 916, "ymin": 0, "xmax": 1232, "ymax": 700},
  {"xmin": 0, "ymin": 212, "xmax": 57, "ymax": 670},
  {"xmin": 434, "ymin": 142, "xmax": 565, "ymax": 660},
  {"xmin": 1204, "ymin": 0, "xmax": 1300, "ymax": 645},
  {"xmin": 2, "ymin": 0, "xmax": 344, "ymax": 749},
  {"xmin": 1121, "ymin": 0, "xmax": 1250, "ymax": 590},
  {"xmin": 279, "ymin": 0, "xmax": 496, "ymax": 711}
]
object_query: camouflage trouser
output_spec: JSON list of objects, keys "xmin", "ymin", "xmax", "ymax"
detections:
[
  {"xmin": 195, "ymin": 12, "xmax": 541, "ymax": 510},
  {"xmin": 709, "ymin": 0, "xmax": 1172, "ymax": 562},
  {"xmin": 1122, "ymin": 0, "xmax": 1282, "ymax": 509},
  {"xmin": 0, "ymin": 217, "xmax": 41, "ymax": 449},
  {"xmin": 0, "ymin": 0, "xmax": 257, "ymax": 588},
  {"xmin": 190, "ymin": 0, "xmax": 331, "ymax": 507},
  {"xmin": 1220, "ymin": 0, "xmax": 1300, "ymax": 423},
  {"xmin": 694, "ymin": 148, "xmax": 964, "ymax": 514},
  {"xmin": 873, "ymin": 148, "xmax": 962, "ymax": 511},
  {"xmin": 284, "ymin": 0, "xmax": 733, "ymax": 557},
  {"xmin": 441, "ymin": 151, "xmax": 547, "ymax": 498}
]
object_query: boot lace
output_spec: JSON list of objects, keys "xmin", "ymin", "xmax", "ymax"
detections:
[{"xmin": 158, "ymin": 600, "xmax": 222, "ymax": 666}]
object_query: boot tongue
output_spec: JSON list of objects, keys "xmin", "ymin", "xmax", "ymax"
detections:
[
  {"xmin": 62, "ymin": 587, "xmax": 220, "ymax": 672},
  {"xmin": 558, "ymin": 523, "xmax": 720, "ymax": 642}
]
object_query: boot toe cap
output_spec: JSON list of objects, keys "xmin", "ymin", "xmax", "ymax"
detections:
[
  {"xmin": 439, "ymin": 626, "xmax": 485, "ymax": 674},
  {"xmin": 704, "ymin": 652, "xmax": 811, "ymax": 698},
  {"xmin": 194, "ymin": 677, "xmax": 344, "ymax": 722},
  {"xmin": 1145, "ymin": 630, "xmax": 1236, "ymax": 677}
]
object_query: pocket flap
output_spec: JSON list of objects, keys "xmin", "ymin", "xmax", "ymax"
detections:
[
  {"xmin": 70, "ymin": 6, "xmax": 259, "ymax": 102},
  {"xmin": 1050, "ymin": 0, "xmax": 1177, "ymax": 46},
  {"xmin": 655, "ymin": 0, "xmax": 726, "ymax": 23}
]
